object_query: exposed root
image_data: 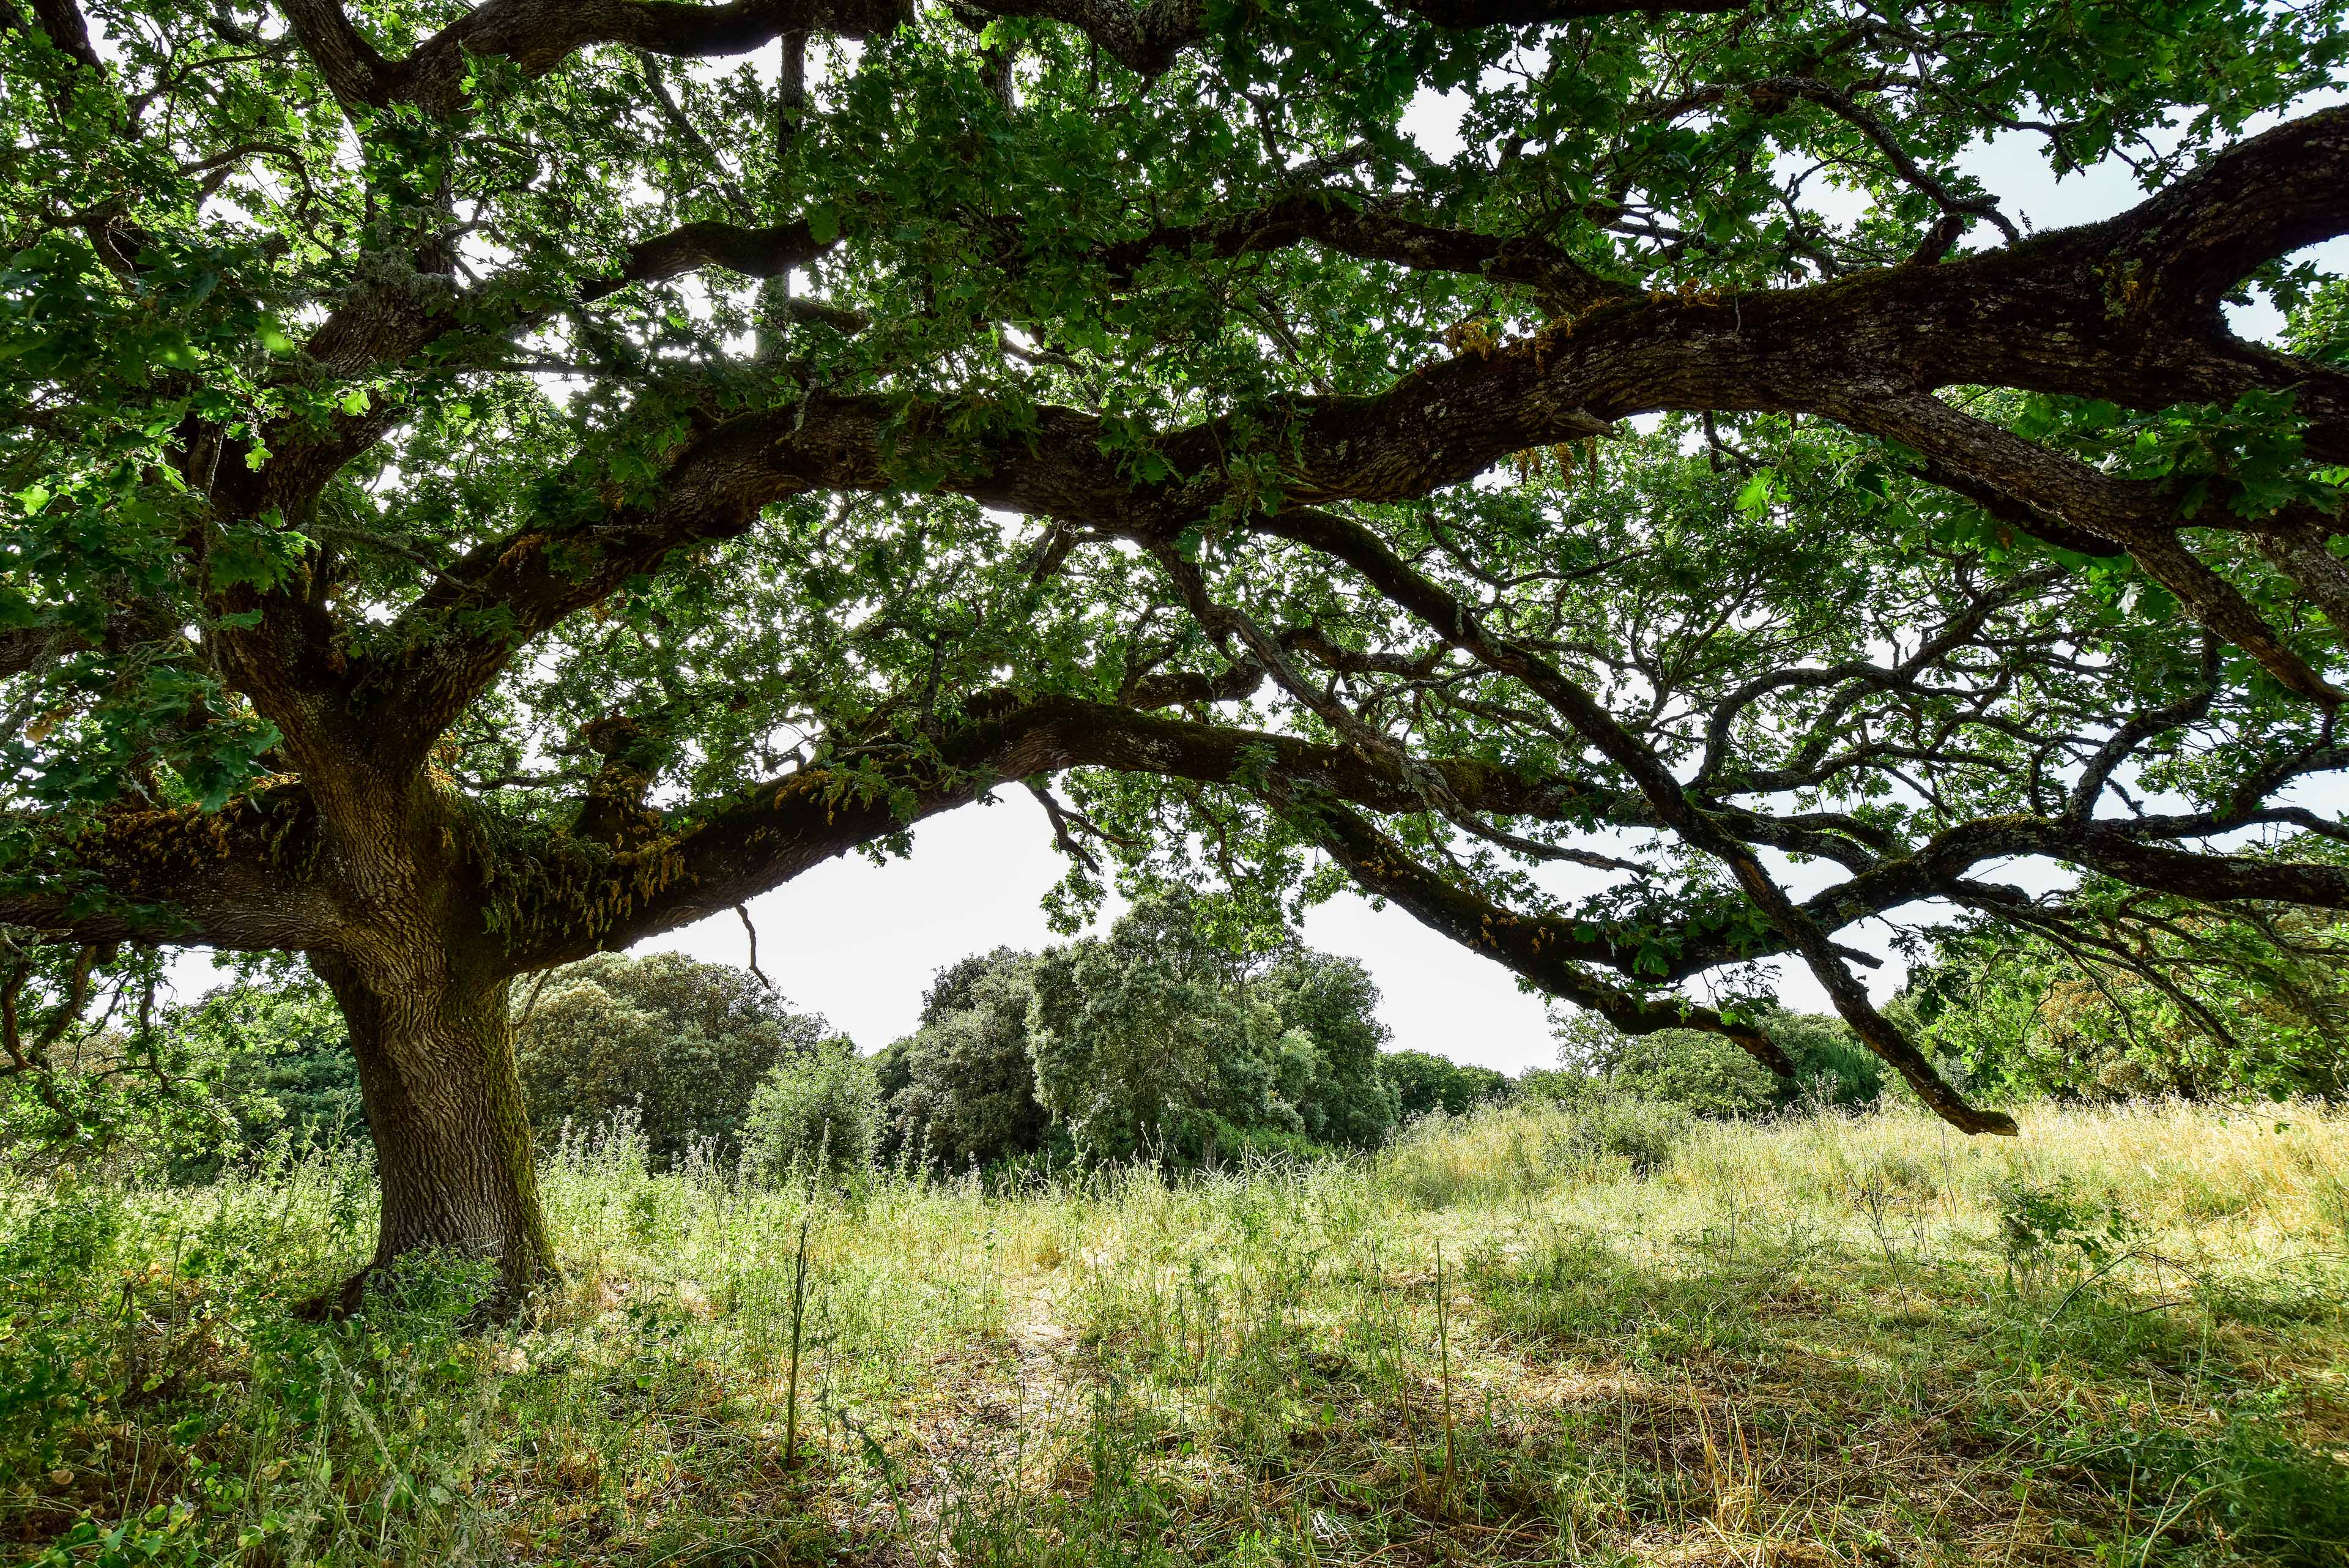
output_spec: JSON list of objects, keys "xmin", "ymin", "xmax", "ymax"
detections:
[{"xmin": 294, "ymin": 1255, "xmax": 561, "ymax": 1324}]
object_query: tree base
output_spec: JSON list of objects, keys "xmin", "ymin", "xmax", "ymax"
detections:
[
  {"xmin": 294, "ymin": 1266, "xmax": 374, "ymax": 1323},
  {"xmin": 295, "ymin": 1255, "xmax": 560, "ymax": 1325}
]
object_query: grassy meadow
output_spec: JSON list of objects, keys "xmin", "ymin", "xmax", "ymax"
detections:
[{"xmin": 6, "ymin": 1098, "xmax": 2348, "ymax": 1567}]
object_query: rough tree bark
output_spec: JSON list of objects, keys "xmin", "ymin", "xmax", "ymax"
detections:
[
  {"xmin": 254, "ymin": 756, "xmax": 565, "ymax": 1312},
  {"xmin": 308, "ymin": 947, "xmax": 555, "ymax": 1312}
]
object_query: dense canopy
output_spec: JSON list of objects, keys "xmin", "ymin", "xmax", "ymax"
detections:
[{"xmin": 4, "ymin": 0, "xmax": 2347, "ymax": 1294}]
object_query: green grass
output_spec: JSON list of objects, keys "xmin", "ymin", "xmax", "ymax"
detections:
[{"xmin": 6, "ymin": 1099, "xmax": 2348, "ymax": 1566}]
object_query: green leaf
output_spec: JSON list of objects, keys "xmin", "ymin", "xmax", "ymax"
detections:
[{"xmin": 208, "ymin": 523, "xmax": 314, "ymax": 593}]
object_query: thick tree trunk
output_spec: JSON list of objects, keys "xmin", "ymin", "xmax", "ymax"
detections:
[{"xmin": 311, "ymin": 950, "xmax": 556, "ymax": 1312}]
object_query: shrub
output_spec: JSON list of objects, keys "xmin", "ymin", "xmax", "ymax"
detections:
[
  {"xmin": 742, "ymin": 1039, "xmax": 879, "ymax": 1182},
  {"xmin": 1380, "ymin": 1049, "xmax": 1512, "ymax": 1120},
  {"xmin": 1548, "ymin": 1005, "xmax": 1882, "ymax": 1118},
  {"xmin": 897, "ymin": 897, "xmax": 1398, "ymax": 1170},
  {"xmin": 514, "ymin": 952, "xmax": 831, "ymax": 1167},
  {"xmin": 1560, "ymin": 1095, "xmax": 1693, "ymax": 1175},
  {"xmin": 1513, "ymin": 1066, "xmax": 1590, "ymax": 1105},
  {"xmin": 1378, "ymin": 1094, "xmax": 1691, "ymax": 1209},
  {"xmin": 1993, "ymin": 1176, "xmax": 2139, "ymax": 1291},
  {"xmin": 881, "ymin": 949, "xmax": 1054, "ymax": 1170}
]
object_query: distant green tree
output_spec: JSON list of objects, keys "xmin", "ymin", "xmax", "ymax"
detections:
[
  {"xmin": 168, "ymin": 970, "xmax": 363, "ymax": 1181},
  {"xmin": 743, "ymin": 1038, "xmax": 880, "ymax": 1182},
  {"xmin": 1551, "ymin": 1003, "xmax": 1883, "ymax": 1117},
  {"xmin": 1258, "ymin": 951, "xmax": 1400, "ymax": 1148},
  {"xmin": 883, "ymin": 948, "xmax": 1055, "ymax": 1170},
  {"xmin": 1029, "ymin": 897, "xmax": 1306, "ymax": 1164},
  {"xmin": 886, "ymin": 901, "xmax": 1395, "ymax": 1168},
  {"xmin": 514, "ymin": 953, "xmax": 830, "ymax": 1167},
  {"xmin": 1380, "ymin": 1050, "xmax": 1512, "ymax": 1121}
]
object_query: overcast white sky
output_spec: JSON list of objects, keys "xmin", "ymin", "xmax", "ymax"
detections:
[{"xmin": 642, "ymin": 804, "xmax": 1570, "ymax": 1068}]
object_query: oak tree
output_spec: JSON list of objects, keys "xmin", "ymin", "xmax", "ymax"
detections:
[{"xmin": 5, "ymin": 0, "xmax": 2348, "ymax": 1301}]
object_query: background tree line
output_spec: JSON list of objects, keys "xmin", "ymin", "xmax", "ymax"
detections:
[{"xmin": 6, "ymin": 885, "xmax": 2343, "ymax": 1184}]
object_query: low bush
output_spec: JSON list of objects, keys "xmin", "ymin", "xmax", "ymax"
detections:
[
  {"xmin": 1379, "ymin": 1049, "xmax": 1512, "ymax": 1120},
  {"xmin": 1546, "ymin": 1004, "xmax": 1887, "ymax": 1118},
  {"xmin": 741, "ymin": 1038, "xmax": 880, "ymax": 1183},
  {"xmin": 516, "ymin": 952, "xmax": 833, "ymax": 1168},
  {"xmin": 1559, "ymin": 1094, "xmax": 1694, "ymax": 1175},
  {"xmin": 1378, "ymin": 1095, "xmax": 1693, "ymax": 1209}
]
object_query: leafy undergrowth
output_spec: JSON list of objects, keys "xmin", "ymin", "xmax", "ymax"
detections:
[{"xmin": 5, "ymin": 1100, "xmax": 2347, "ymax": 1567}]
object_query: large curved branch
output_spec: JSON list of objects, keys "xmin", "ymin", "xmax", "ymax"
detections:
[
  {"xmin": 484, "ymin": 689, "xmax": 2060, "ymax": 1135},
  {"xmin": 2106, "ymin": 103, "xmax": 2349, "ymax": 321},
  {"xmin": 1189, "ymin": 504, "xmax": 2015, "ymax": 1131},
  {"xmin": 573, "ymin": 696, "xmax": 1636, "ymax": 956},
  {"xmin": 281, "ymin": 0, "xmax": 912, "ymax": 115},
  {"xmin": 1098, "ymin": 190, "xmax": 1614, "ymax": 310},
  {"xmin": 2068, "ymin": 827, "xmax": 2349, "ymax": 908},
  {"xmin": 281, "ymin": 0, "xmax": 1758, "ymax": 112},
  {"xmin": 0, "ymin": 789, "xmax": 339, "ymax": 950},
  {"xmin": 583, "ymin": 218, "xmax": 833, "ymax": 302},
  {"xmin": 1838, "ymin": 393, "xmax": 2341, "ymax": 704},
  {"xmin": 481, "ymin": 111, "xmax": 2349, "ymax": 515},
  {"xmin": 505, "ymin": 696, "xmax": 1882, "ymax": 985},
  {"xmin": 14, "ymin": 0, "xmax": 103, "ymax": 72},
  {"xmin": 1271, "ymin": 791, "xmax": 1797, "ymax": 1075},
  {"xmin": 343, "ymin": 109, "xmax": 2349, "ymax": 765}
]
